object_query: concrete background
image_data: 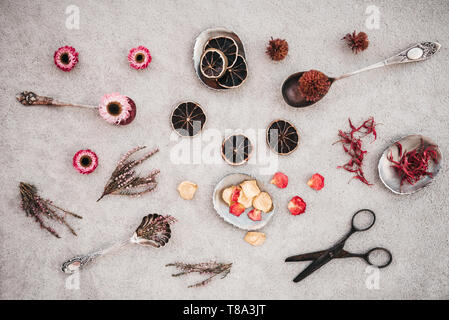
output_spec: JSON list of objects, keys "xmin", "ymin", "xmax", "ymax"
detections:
[{"xmin": 1, "ymin": 0, "xmax": 448, "ymax": 300}]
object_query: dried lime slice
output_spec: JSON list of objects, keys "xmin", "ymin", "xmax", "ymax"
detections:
[
  {"xmin": 217, "ymin": 55, "xmax": 248, "ymax": 89},
  {"xmin": 266, "ymin": 119, "xmax": 299, "ymax": 155},
  {"xmin": 200, "ymin": 48, "xmax": 227, "ymax": 79},
  {"xmin": 204, "ymin": 36, "xmax": 239, "ymax": 68},
  {"xmin": 221, "ymin": 134, "xmax": 253, "ymax": 166}
]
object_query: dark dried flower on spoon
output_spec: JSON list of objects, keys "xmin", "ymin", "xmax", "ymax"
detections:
[
  {"xmin": 166, "ymin": 261, "xmax": 232, "ymax": 288},
  {"xmin": 342, "ymin": 31, "xmax": 369, "ymax": 54},
  {"xmin": 266, "ymin": 37, "xmax": 289, "ymax": 61},
  {"xmin": 97, "ymin": 146, "xmax": 160, "ymax": 201},
  {"xmin": 19, "ymin": 182, "xmax": 82, "ymax": 238},
  {"xmin": 298, "ymin": 70, "xmax": 331, "ymax": 102}
]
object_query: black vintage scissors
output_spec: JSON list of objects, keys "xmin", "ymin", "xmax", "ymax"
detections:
[{"xmin": 285, "ymin": 209, "xmax": 392, "ymax": 283}]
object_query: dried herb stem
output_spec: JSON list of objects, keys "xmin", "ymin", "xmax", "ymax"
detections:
[
  {"xmin": 19, "ymin": 182, "xmax": 82, "ymax": 238},
  {"xmin": 98, "ymin": 146, "xmax": 160, "ymax": 201},
  {"xmin": 166, "ymin": 261, "xmax": 232, "ymax": 288}
]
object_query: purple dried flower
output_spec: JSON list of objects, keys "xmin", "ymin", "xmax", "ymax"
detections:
[
  {"xmin": 19, "ymin": 182, "xmax": 82, "ymax": 238},
  {"xmin": 166, "ymin": 261, "xmax": 232, "ymax": 288},
  {"xmin": 98, "ymin": 146, "xmax": 160, "ymax": 201}
]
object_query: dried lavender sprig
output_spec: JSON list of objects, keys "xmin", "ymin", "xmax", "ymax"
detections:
[
  {"xmin": 97, "ymin": 146, "xmax": 160, "ymax": 201},
  {"xmin": 19, "ymin": 182, "xmax": 82, "ymax": 238},
  {"xmin": 166, "ymin": 261, "xmax": 232, "ymax": 288}
]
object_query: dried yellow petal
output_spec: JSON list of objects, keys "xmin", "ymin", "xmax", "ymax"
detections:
[
  {"xmin": 244, "ymin": 231, "xmax": 266, "ymax": 246},
  {"xmin": 177, "ymin": 181, "xmax": 198, "ymax": 200},
  {"xmin": 222, "ymin": 186, "xmax": 236, "ymax": 206},
  {"xmin": 252, "ymin": 192, "xmax": 272, "ymax": 213},
  {"xmin": 238, "ymin": 190, "xmax": 253, "ymax": 208},
  {"xmin": 240, "ymin": 180, "xmax": 260, "ymax": 199}
]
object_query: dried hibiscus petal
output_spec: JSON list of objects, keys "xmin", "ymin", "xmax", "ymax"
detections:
[
  {"xmin": 248, "ymin": 208, "xmax": 262, "ymax": 221},
  {"xmin": 288, "ymin": 196, "xmax": 306, "ymax": 216},
  {"xmin": 270, "ymin": 172, "xmax": 288, "ymax": 188},
  {"xmin": 307, "ymin": 173, "xmax": 324, "ymax": 191}
]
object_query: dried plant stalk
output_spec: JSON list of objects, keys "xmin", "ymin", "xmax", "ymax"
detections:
[
  {"xmin": 166, "ymin": 261, "xmax": 232, "ymax": 288},
  {"xmin": 19, "ymin": 182, "xmax": 82, "ymax": 238},
  {"xmin": 97, "ymin": 146, "xmax": 160, "ymax": 201}
]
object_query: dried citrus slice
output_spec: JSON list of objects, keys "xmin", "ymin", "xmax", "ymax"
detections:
[
  {"xmin": 204, "ymin": 36, "xmax": 239, "ymax": 68},
  {"xmin": 217, "ymin": 55, "xmax": 248, "ymax": 89},
  {"xmin": 171, "ymin": 101, "xmax": 206, "ymax": 137},
  {"xmin": 266, "ymin": 119, "xmax": 299, "ymax": 155},
  {"xmin": 221, "ymin": 134, "xmax": 253, "ymax": 166},
  {"xmin": 200, "ymin": 48, "xmax": 227, "ymax": 79}
]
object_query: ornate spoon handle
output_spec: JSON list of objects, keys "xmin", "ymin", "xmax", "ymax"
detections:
[
  {"xmin": 61, "ymin": 239, "xmax": 132, "ymax": 273},
  {"xmin": 336, "ymin": 41, "xmax": 441, "ymax": 80},
  {"xmin": 16, "ymin": 91, "xmax": 98, "ymax": 109}
]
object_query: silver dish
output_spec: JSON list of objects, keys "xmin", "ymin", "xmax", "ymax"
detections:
[
  {"xmin": 212, "ymin": 173, "xmax": 275, "ymax": 231},
  {"xmin": 193, "ymin": 27, "xmax": 247, "ymax": 90},
  {"xmin": 378, "ymin": 134, "xmax": 442, "ymax": 195}
]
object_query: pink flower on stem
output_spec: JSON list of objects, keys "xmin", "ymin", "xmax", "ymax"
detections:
[
  {"xmin": 73, "ymin": 149, "xmax": 98, "ymax": 174},
  {"xmin": 54, "ymin": 46, "xmax": 79, "ymax": 72},
  {"xmin": 98, "ymin": 93, "xmax": 136, "ymax": 125},
  {"xmin": 128, "ymin": 46, "xmax": 151, "ymax": 70}
]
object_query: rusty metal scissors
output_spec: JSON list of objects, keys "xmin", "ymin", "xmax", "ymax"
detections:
[{"xmin": 285, "ymin": 209, "xmax": 392, "ymax": 283}]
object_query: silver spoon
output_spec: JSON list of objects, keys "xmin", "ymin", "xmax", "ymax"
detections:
[
  {"xmin": 378, "ymin": 134, "xmax": 442, "ymax": 195},
  {"xmin": 282, "ymin": 41, "xmax": 441, "ymax": 108},
  {"xmin": 61, "ymin": 214, "xmax": 174, "ymax": 273}
]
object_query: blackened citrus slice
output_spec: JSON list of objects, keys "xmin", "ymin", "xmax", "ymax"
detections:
[
  {"xmin": 217, "ymin": 55, "xmax": 248, "ymax": 89},
  {"xmin": 200, "ymin": 48, "xmax": 227, "ymax": 79},
  {"xmin": 266, "ymin": 119, "xmax": 299, "ymax": 155},
  {"xmin": 171, "ymin": 101, "xmax": 206, "ymax": 137},
  {"xmin": 221, "ymin": 134, "xmax": 253, "ymax": 166},
  {"xmin": 204, "ymin": 36, "xmax": 239, "ymax": 68}
]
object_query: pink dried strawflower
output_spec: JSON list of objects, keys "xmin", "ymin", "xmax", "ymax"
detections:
[
  {"xmin": 73, "ymin": 149, "xmax": 98, "ymax": 174},
  {"xmin": 54, "ymin": 46, "xmax": 79, "ymax": 71},
  {"xmin": 128, "ymin": 46, "xmax": 152, "ymax": 70},
  {"xmin": 98, "ymin": 93, "xmax": 136, "ymax": 125}
]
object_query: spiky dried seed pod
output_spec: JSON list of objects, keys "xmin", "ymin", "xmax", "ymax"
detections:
[
  {"xmin": 298, "ymin": 70, "xmax": 331, "ymax": 102},
  {"xmin": 266, "ymin": 37, "xmax": 289, "ymax": 61},
  {"xmin": 342, "ymin": 31, "xmax": 369, "ymax": 54}
]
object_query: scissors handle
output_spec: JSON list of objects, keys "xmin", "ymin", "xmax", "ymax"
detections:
[{"xmin": 338, "ymin": 247, "xmax": 393, "ymax": 268}]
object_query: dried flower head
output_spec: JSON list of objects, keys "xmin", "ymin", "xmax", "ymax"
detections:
[
  {"xmin": 298, "ymin": 70, "xmax": 331, "ymax": 102},
  {"xmin": 342, "ymin": 31, "xmax": 369, "ymax": 54},
  {"xmin": 54, "ymin": 46, "xmax": 79, "ymax": 72},
  {"xmin": 73, "ymin": 149, "xmax": 98, "ymax": 174},
  {"xmin": 128, "ymin": 46, "xmax": 152, "ymax": 70},
  {"xmin": 266, "ymin": 37, "xmax": 289, "ymax": 61},
  {"xmin": 97, "ymin": 146, "xmax": 160, "ymax": 201},
  {"xmin": 19, "ymin": 182, "xmax": 82, "ymax": 238},
  {"xmin": 98, "ymin": 93, "xmax": 136, "ymax": 125},
  {"xmin": 166, "ymin": 261, "xmax": 232, "ymax": 288}
]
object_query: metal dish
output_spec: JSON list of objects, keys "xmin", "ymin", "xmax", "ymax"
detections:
[
  {"xmin": 212, "ymin": 173, "xmax": 275, "ymax": 231},
  {"xmin": 378, "ymin": 134, "xmax": 442, "ymax": 195},
  {"xmin": 193, "ymin": 27, "xmax": 247, "ymax": 90}
]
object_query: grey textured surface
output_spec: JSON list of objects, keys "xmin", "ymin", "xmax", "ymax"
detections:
[{"xmin": 1, "ymin": 0, "xmax": 448, "ymax": 300}]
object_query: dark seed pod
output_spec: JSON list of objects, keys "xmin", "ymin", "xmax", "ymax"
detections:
[
  {"xmin": 221, "ymin": 134, "xmax": 253, "ymax": 165},
  {"xmin": 171, "ymin": 101, "xmax": 206, "ymax": 137},
  {"xmin": 266, "ymin": 119, "xmax": 299, "ymax": 155}
]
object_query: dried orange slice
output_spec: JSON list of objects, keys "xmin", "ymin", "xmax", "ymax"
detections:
[
  {"xmin": 171, "ymin": 101, "xmax": 206, "ymax": 137},
  {"xmin": 221, "ymin": 134, "xmax": 253, "ymax": 166},
  {"xmin": 217, "ymin": 55, "xmax": 248, "ymax": 89},
  {"xmin": 200, "ymin": 48, "xmax": 227, "ymax": 79},
  {"xmin": 266, "ymin": 119, "xmax": 299, "ymax": 155},
  {"xmin": 204, "ymin": 36, "xmax": 239, "ymax": 68}
]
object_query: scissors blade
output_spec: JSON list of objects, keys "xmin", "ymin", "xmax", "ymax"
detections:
[
  {"xmin": 292, "ymin": 251, "xmax": 334, "ymax": 283},
  {"xmin": 285, "ymin": 250, "xmax": 328, "ymax": 262}
]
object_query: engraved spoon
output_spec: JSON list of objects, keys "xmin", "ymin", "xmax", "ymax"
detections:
[
  {"xmin": 282, "ymin": 41, "xmax": 441, "ymax": 108},
  {"xmin": 61, "ymin": 214, "xmax": 175, "ymax": 273}
]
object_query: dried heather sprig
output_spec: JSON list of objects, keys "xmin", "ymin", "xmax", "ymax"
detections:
[
  {"xmin": 97, "ymin": 146, "xmax": 160, "ymax": 201},
  {"xmin": 166, "ymin": 261, "xmax": 232, "ymax": 288},
  {"xmin": 19, "ymin": 182, "xmax": 82, "ymax": 238}
]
